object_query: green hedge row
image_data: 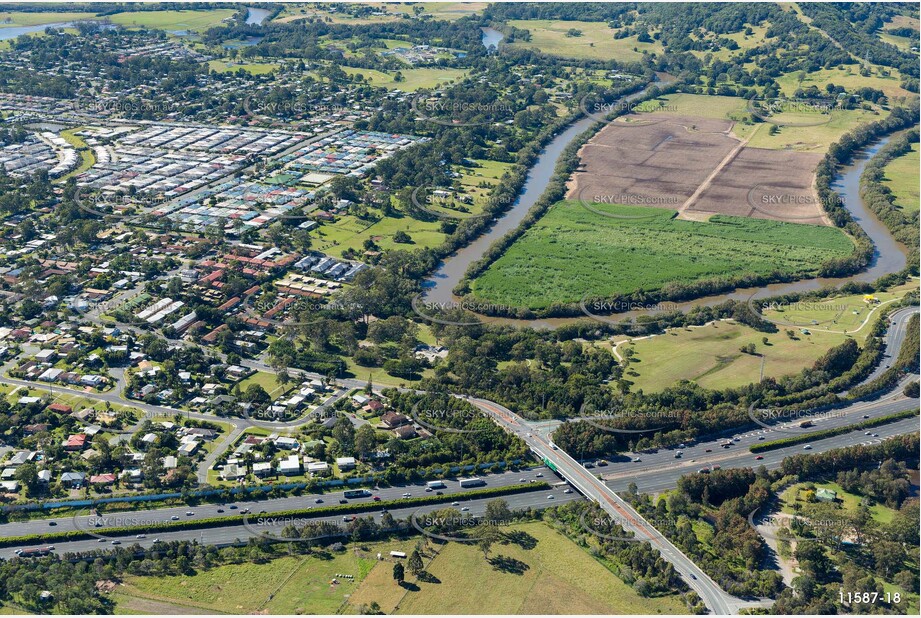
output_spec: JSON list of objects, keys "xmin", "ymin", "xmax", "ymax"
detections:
[
  {"xmin": 0, "ymin": 482, "xmax": 549, "ymax": 549},
  {"xmin": 749, "ymin": 409, "xmax": 919, "ymax": 453}
]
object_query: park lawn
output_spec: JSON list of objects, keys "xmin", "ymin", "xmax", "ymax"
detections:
[
  {"xmin": 774, "ymin": 66, "xmax": 914, "ymax": 101},
  {"xmin": 341, "ymin": 356, "xmax": 433, "ymax": 386},
  {"xmin": 882, "ymin": 142, "xmax": 920, "ymax": 215},
  {"xmin": 0, "ymin": 11, "xmax": 96, "ymax": 26},
  {"xmin": 342, "ymin": 66, "xmax": 468, "ymax": 91},
  {"xmin": 470, "ymin": 202, "xmax": 854, "ymax": 310},
  {"xmin": 619, "ymin": 319, "xmax": 849, "ymax": 393},
  {"xmin": 59, "ymin": 127, "xmax": 95, "ymax": 180},
  {"xmin": 313, "ymin": 211, "xmax": 446, "ymax": 254},
  {"xmin": 761, "ymin": 284, "xmax": 913, "ymax": 342},
  {"xmin": 508, "ymin": 19, "xmax": 662, "ymax": 61},
  {"xmin": 780, "ymin": 481, "xmax": 897, "ymax": 524},
  {"xmin": 207, "ymin": 60, "xmax": 279, "ymax": 75},
  {"xmin": 105, "ymin": 9, "xmax": 237, "ymax": 31},
  {"xmin": 375, "ymin": 521, "xmax": 687, "ymax": 614}
]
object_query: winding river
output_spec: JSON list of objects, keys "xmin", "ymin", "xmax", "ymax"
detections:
[{"xmin": 421, "ymin": 105, "xmax": 909, "ymax": 328}]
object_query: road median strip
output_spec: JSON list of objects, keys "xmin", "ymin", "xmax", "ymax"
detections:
[{"xmin": 749, "ymin": 409, "xmax": 918, "ymax": 453}]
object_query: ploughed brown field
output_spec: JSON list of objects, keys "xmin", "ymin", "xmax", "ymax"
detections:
[{"xmin": 567, "ymin": 114, "xmax": 828, "ymax": 225}]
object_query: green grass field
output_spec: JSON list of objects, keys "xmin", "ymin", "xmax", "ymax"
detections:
[
  {"xmin": 882, "ymin": 142, "xmax": 920, "ymax": 215},
  {"xmin": 0, "ymin": 11, "xmax": 95, "ymax": 26},
  {"xmin": 342, "ymin": 66, "xmax": 468, "ymax": 92},
  {"xmin": 761, "ymin": 285, "xmax": 913, "ymax": 340},
  {"xmin": 774, "ymin": 66, "xmax": 914, "ymax": 101},
  {"xmin": 470, "ymin": 202, "xmax": 854, "ymax": 310},
  {"xmin": 780, "ymin": 481, "xmax": 896, "ymax": 524},
  {"xmin": 105, "ymin": 9, "xmax": 237, "ymax": 31},
  {"xmin": 313, "ymin": 210, "xmax": 447, "ymax": 253},
  {"xmin": 617, "ymin": 320, "xmax": 849, "ymax": 393},
  {"xmin": 347, "ymin": 522, "xmax": 688, "ymax": 614},
  {"xmin": 236, "ymin": 370, "xmax": 292, "ymax": 398},
  {"xmin": 207, "ymin": 60, "xmax": 279, "ymax": 75},
  {"xmin": 117, "ymin": 540, "xmax": 417, "ymax": 614},
  {"xmin": 508, "ymin": 19, "xmax": 663, "ymax": 61},
  {"xmin": 59, "ymin": 127, "xmax": 95, "ymax": 180}
]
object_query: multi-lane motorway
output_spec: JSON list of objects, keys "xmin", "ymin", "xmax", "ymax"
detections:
[
  {"xmin": 0, "ymin": 467, "xmax": 550, "ymax": 542},
  {"xmin": 0, "ymin": 481, "xmax": 580, "ymax": 560}
]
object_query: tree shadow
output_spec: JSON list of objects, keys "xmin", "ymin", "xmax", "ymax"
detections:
[
  {"xmin": 503, "ymin": 530, "xmax": 537, "ymax": 550},
  {"xmin": 488, "ymin": 555, "xmax": 530, "ymax": 575},
  {"xmin": 399, "ymin": 581, "xmax": 420, "ymax": 591},
  {"xmin": 416, "ymin": 570, "xmax": 441, "ymax": 584}
]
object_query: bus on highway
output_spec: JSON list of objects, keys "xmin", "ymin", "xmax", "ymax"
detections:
[{"xmin": 343, "ymin": 489, "xmax": 370, "ymax": 499}]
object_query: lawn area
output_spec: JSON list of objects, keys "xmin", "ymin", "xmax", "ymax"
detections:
[
  {"xmin": 508, "ymin": 19, "xmax": 662, "ymax": 61},
  {"xmin": 342, "ymin": 66, "xmax": 468, "ymax": 91},
  {"xmin": 313, "ymin": 211, "xmax": 446, "ymax": 253},
  {"xmin": 761, "ymin": 283, "xmax": 914, "ymax": 341},
  {"xmin": 347, "ymin": 522, "xmax": 688, "ymax": 614},
  {"xmin": 59, "ymin": 127, "xmax": 95, "ymax": 180},
  {"xmin": 882, "ymin": 142, "xmax": 920, "ymax": 215},
  {"xmin": 207, "ymin": 60, "xmax": 279, "ymax": 75},
  {"xmin": 469, "ymin": 202, "xmax": 855, "ymax": 310},
  {"xmin": 617, "ymin": 320, "xmax": 848, "ymax": 393},
  {"xmin": 106, "ymin": 9, "xmax": 237, "ymax": 31},
  {"xmin": 779, "ymin": 481, "xmax": 897, "ymax": 524},
  {"xmin": 0, "ymin": 11, "xmax": 95, "ymax": 26},
  {"xmin": 118, "ymin": 540, "xmax": 416, "ymax": 614},
  {"xmin": 237, "ymin": 370, "xmax": 292, "ymax": 398}
]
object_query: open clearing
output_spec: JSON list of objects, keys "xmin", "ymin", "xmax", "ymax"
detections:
[
  {"xmin": 105, "ymin": 9, "xmax": 237, "ymax": 31},
  {"xmin": 567, "ymin": 113, "xmax": 827, "ymax": 224},
  {"xmin": 342, "ymin": 66, "xmax": 468, "ymax": 92},
  {"xmin": 619, "ymin": 320, "xmax": 844, "ymax": 393},
  {"xmin": 508, "ymin": 19, "xmax": 663, "ymax": 61},
  {"xmin": 118, "ymin": 540, "xmax": 417, "ymax": 614},
  {"xmin": 775, "ymin": 66, "xmax": 916, "ymax": 101},
  {"xmin": 346, "ymin": 522, "xmax": 688, "ymax": 614},
  {"xmin": 610, "ymin": 284, "xmax": 912, "ymax": 392},
  {"xmin": 882, "ymin": 142, "xmax": 920, "ymax": 215},
  {"xmin": 469, "ymin": 202, "xmax": 854, "ymax": 310},
  {"xmin": 0, "ymin": 11, "xmax": 94, "ymax": 26}
]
